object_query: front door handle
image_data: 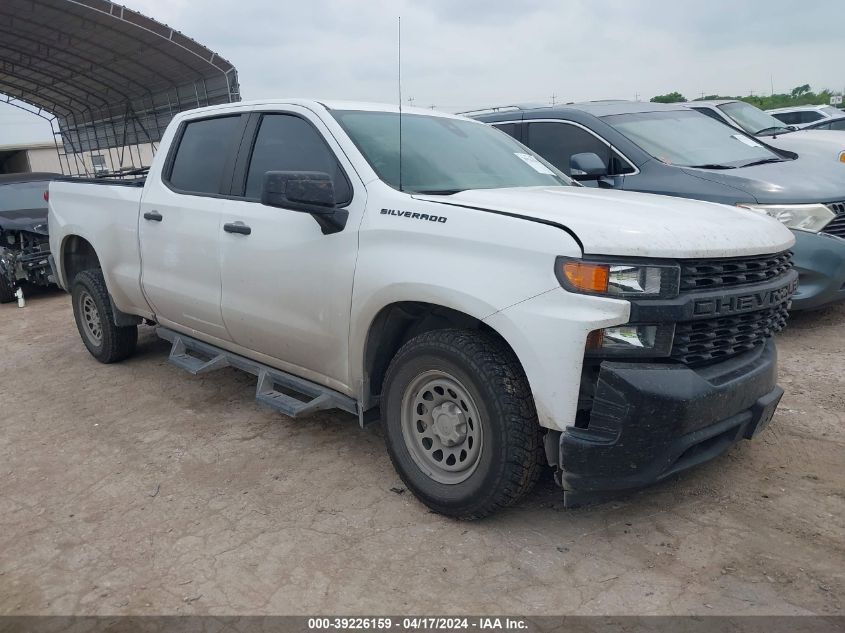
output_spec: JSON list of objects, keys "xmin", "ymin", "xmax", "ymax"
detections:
[
  {"xmin": 143, "ymin": 211, "xmax": 163, "ymax": 222},
  {"xmin": 224, "ymin": 221, "xmax": 252, "ymax": 235}
]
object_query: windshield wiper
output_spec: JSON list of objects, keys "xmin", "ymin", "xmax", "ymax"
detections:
[
  {"xmin": 415, "ymin": 189, "xmax": 464, "ymax": 195},
  {"xmin": 687, "ymin": 164, "xmax": 737, "ymax": 170},
  {"xmin": 740, "ymin": 157, "xmax": 786, "ymax": 167},
  {"xmin": 755, "ymin": 127, "xmax": 791, "ymax": 135}
]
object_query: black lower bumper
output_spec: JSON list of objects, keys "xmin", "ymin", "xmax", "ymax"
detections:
[{"xmin": 557, "ymin": 339, "xmax": 781, "ymax": 496}]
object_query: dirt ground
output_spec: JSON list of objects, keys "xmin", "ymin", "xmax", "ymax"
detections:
[{"xmin": 0, "ymin": 290, "xmax": 842, "ymax": 616}]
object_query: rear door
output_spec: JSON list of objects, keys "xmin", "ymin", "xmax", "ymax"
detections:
[
  {"xmin": 217, "ymin": 107, "xmax": 364, "ymax": 390},
  {"xmin": 139, "ymin": 113, "xmax": 247, "ymax": 340}
]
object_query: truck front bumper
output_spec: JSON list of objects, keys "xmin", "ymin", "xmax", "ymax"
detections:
[{"xmin": 557, "ymin": 339, "xmax": 781, "ymax": 496}]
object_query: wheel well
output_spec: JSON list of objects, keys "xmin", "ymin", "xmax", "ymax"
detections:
[
  {"xmin": 62, "ymin": 236, "xmax": 100, "ymax": 286},
  {"xmin": 363, "ymin": 302, "xmax": 514, "ymax": 406}
]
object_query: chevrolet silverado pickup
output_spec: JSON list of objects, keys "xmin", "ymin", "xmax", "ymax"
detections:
[{"xmin": 48, "ymin": 100, "xmax": 797, "ymax": 518}]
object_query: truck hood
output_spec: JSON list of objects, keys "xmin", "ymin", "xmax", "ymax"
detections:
[
  {"xmin": 414, "ymin": 186, "xmax": 795, "ymax": 259},
  {"xmin": 681, "ymin": 155, "xmax": 845, "ymax": 205}
]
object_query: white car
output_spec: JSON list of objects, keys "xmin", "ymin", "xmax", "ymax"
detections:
[
  {"xmin": 48, "ymin": 99, "xmax": 796, "ymax": 518},
  {"xmin": 766, "ymin": 104, "xmax": 845, "ymax": 129},
  {"xmin": 688, "ymin": 100, "xmax": 845, "ymax": 164}
]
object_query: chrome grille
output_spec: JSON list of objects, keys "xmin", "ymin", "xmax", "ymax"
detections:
[{"xmin": 679, "ymin": 251, "xmax": 793, "ymax": 291}]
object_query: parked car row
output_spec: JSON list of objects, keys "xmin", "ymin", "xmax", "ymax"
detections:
[
  {"xmin": 469, "ymin": 100, "xmax": 845, "ymax": 310},
  {"xmin": 6, "ymin": 100, "xmax": 844, "ymax": 312}
]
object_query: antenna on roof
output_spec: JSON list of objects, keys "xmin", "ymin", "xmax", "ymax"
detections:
[{"xmin": 398, "ymin": 16, "xmax": 404, "ymax": 192}]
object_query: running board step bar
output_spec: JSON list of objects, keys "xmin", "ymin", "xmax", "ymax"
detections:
[{"xmin": 158, "ymin": 327, "xmax": 358, "ymax": 419}]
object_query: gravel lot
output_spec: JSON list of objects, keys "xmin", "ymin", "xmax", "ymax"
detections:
[{"xmin": 1, "ymin": 290, "xmax": 842, "ymax": 615}]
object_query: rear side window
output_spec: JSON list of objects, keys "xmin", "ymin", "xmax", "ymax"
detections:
[
  {"xmin": 773, "ymin": 111, "xmax": 824, "ymax": 125},
  {"xmin": 244, "ymin": 114, "xmax": 352, "ymax": 203},
  {"xmin": 168, "ymin": 116, "xmax": 242, "ymax": 194},
  {"xmin": 797, "ymin": 111, "xmax": 824, "ymax": 124},
  {"xmin": 526, "ymin": 122, "xmax": 633, "ymax": 176}
]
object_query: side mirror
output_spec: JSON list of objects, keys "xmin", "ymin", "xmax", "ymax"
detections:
[
  {"xmin": 261, "ymin": 171, "xmax": 348, "ymax": 234},
  {"xmin": 569, "ymin": 152, "xmax": 607, "ymax": 180},
  {"xmin": 570, "ymin": 153, "xmax": 608, "ymax": 180}
]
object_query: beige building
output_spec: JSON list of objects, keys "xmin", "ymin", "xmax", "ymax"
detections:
[
  {"xmin": 0, "ymin": 141, "xmax": 60, "ymax": 174},
  {"xmin": 0, "ymin": 140, "xmax": 155, "ymax": 176}
]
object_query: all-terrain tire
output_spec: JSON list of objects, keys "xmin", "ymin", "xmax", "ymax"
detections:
[
  {"xmin": 71, "ymin": 269, "xmax": 137, "ymax": 363},
  {"xmin": 0, "ymin": 274, "xmax": 14, "ymax": 304},
  {"xmin": 381, "ymin": 328, "xmax": 544, "ymax": 519}
]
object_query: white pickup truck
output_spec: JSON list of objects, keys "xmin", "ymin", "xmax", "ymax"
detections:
[{"xmin": 48, "ymin": 100, "xmax": 798, "ymax": 518}]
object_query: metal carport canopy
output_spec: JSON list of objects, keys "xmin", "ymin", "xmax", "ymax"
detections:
[{"xmin": 0, "ymin": 0, "xmax": 239, "ymax": 169}]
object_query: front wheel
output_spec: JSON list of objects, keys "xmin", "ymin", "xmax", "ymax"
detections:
[
  {"xmin": 381, "ymin": 329, "xmax": 544, "ymax": 519},
  {"xmin": 71, "ymin": 269, "xmax": 137, "ymax": 363}
]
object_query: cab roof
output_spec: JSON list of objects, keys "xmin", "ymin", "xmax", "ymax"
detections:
[{"xmin": 174, "ymin": 98, "xmax": 471, "ymax": 121}]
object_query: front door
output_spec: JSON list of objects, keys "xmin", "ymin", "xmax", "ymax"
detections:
[{"xmin": 218, "ymin": 109, "xmax": 363, "ymax": 391}]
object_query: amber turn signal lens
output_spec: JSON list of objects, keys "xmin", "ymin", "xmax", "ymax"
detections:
[
  {"xmin": 562, "ymin": 262, "xmax": 610, "ymax": 293},
  {"xmin": 839, "ymin": 151, "xmax": 845, "ymax": 164}
]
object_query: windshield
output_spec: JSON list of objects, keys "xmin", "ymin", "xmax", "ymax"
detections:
[
  {"xmin": 718, "ymin": 101, "xmax": 790, "ymax": 135},
  {"xmin": 331, "ymin": 110, "xmax": 571, "ymax": 193},
  {"xmin": 603, "ymin": 110, "xmax": 781, "ymax": 168}
]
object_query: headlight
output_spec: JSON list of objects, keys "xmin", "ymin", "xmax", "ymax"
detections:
[
  {"xmin": 737, "ymin": 203, "xmax": 835, "ymax": 233},
  {"xmin": 586, "ymin": 324, "xmax": 675, "ymax": 357},
  {"xmin": 556, "ymin": 257, "xmax": 680, "ymax": 298}
]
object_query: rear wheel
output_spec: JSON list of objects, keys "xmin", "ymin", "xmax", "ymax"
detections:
[
  {"xmin": 381, "ymin": 329, "xmax": 543, "ymax": 519},
  {"xmin": 71, "ymin": 269, "xmax": 137, "ymax": 363}
]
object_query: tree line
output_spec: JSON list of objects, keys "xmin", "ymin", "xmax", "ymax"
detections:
[{"xmin": 649, "ymin": 85, "xmax": 841, "ymax": 109}]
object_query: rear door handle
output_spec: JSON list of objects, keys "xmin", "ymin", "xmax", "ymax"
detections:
[
  {"xmin": 224, "ymin": 221, "xmax": 251, "ymax": 235},
  {"xmin": 143, "ymin": 211, "xmax": 163, "ymax": 222}
]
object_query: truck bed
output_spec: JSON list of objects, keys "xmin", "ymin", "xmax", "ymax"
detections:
[{"xmin": 48, "ymin": 179, "xmax": 150, "ymax": 318}]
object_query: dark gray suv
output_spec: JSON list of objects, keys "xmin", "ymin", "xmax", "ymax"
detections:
[{"xmin": 471, "ymin": 101, "xmax": 845, "ymax": 310}]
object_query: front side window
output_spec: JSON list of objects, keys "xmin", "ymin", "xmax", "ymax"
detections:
[
  {"xmin": 244, "ymin": 115, "xmax": 352, "ymax": 203},
  {"xmin": 494, "ymin": 123, "xmax": 520, "ymax": 141},
  {"xmin": 331, "ymin": 110, "xmax": 571, "ymax": 194},
  {"xmin": 771, "ymin": 112, "xmax": 800, "ymax": 125},
  {"xmin": 692, "ymin": 107, "xmax": 727, "ymax": 124},
  {"xmin": 168, "ymin": 116, "xmax": 242, "ymax": 194},
  {"xmin": 525, "ymin": 121, "xmax": 634, "ymax": 176},
  {"xmin": 717, "ymin": 102, "xmax": 790, "ymax": 135},
  {"xmin": 603, "ymin": 110, "xmax": 781, "ymax": 168}
]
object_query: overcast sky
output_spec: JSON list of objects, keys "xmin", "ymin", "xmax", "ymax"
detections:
[{"xmin": 2, "ymin": 0, "xmax": 843, "ymax": 145}]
